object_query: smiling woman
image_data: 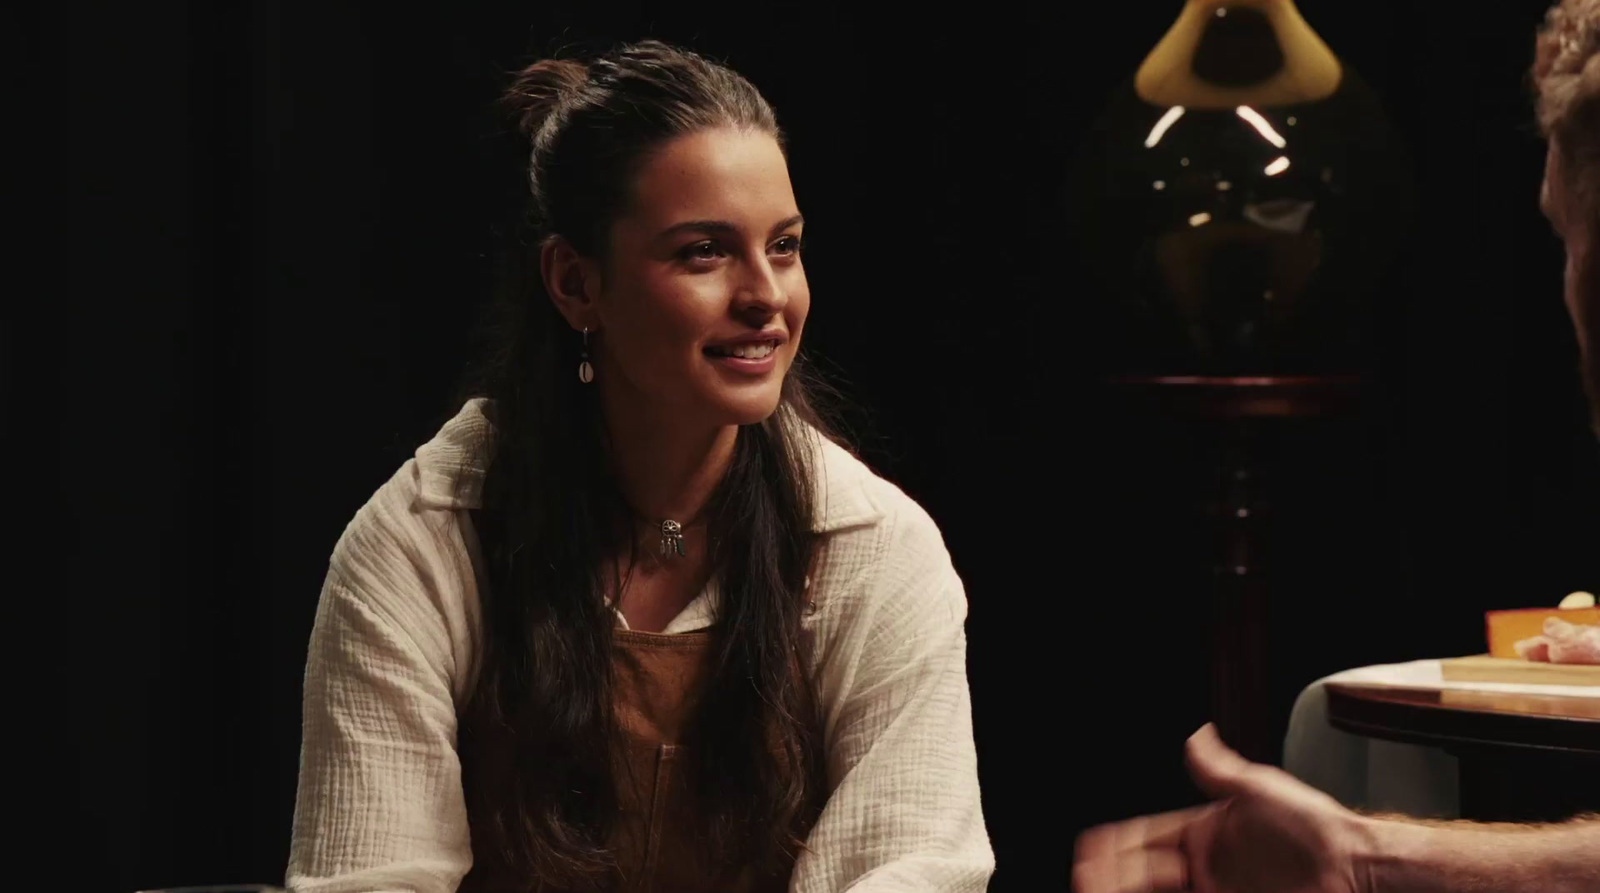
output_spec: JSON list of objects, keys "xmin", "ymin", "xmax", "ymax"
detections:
[
  {"xmin": 545, "ymin": 126, "xmax": 811, "ymax": 428},
  {"xmin": 284, "ymin": 41, "xmax": 994, "ymax": 893}
]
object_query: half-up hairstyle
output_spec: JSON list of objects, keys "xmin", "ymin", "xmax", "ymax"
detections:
[{"xmin": 453, "ymin": 41, "xmax": 837, "ymax": 889}]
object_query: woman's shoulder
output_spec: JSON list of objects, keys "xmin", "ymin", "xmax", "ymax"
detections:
[
  {"xmin": 806, "ymin": 430, "xmax": 960, "ymax": 606},
  {"xmin": 325, "ymin": 400, "xmax": 491, "ymax": 610},
  {"xmin": 335, "ymin": 398, "xmax": 490, "ymax": 560},
  {"xmin": 412, "ymin": 397, "xmax": 495, "ymax": 511},
  {"xmin": 808, "ymin": 430, "xmax": 946, "ymax": 553},
  {"xmin": 320, "ymin": 403, "xmax": 485, "ymax": 690}
]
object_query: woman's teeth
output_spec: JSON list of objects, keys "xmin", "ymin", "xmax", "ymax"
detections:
[{"xmin": 709, "ymin": 341, "xmax": 776, "ymax": 359}]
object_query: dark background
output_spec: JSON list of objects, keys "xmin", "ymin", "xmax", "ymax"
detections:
[{"xmin": 22, "ymin": 1, "xmax": 1599, "ymax": 890}]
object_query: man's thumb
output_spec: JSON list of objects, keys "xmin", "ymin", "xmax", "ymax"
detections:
[{"xmin": 1185, "ymin": 722, "xmax": 1257, "ymax": 801}]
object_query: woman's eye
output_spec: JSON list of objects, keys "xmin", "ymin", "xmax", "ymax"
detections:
[
  {"xmin": 680, "ymin": 241, "xmax": 723, "ymax": 262},
  {"xmin": 771, "ymin": 235, "xmax": 804, "ymax": 256}
]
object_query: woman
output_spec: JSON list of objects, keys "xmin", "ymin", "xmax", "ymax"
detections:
[{"xmin": 286, "ymin": 41, "xmax": 994, "ymax": 893}]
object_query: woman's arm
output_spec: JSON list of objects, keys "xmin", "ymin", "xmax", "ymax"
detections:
[
  {"xmin": 793, "ymin": 498, "xmax": 994, "ymax": 893},
  {"xmin": 287, "ymin": 462, "xmax": 475, "ymax": 893}
]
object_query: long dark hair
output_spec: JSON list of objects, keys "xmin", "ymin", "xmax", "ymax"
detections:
[{"xmin": 452, "ymin": 41, "xmax": 838, "ymax": 887}]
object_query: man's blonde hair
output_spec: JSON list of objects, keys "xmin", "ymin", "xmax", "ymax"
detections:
[{"xmin": 1535, "ymin": 0, "xmax": 1600, "ymax": 213}]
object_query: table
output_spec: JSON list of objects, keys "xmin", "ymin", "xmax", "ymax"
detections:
[{"xmin": 1325, "ymin": 682, "xmax": 1600, "ymax": 822}]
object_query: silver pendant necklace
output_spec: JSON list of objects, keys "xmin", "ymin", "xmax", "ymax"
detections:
[{"xmin": 658, "ymin": 519, "xmax": 687, "ymax": 559}]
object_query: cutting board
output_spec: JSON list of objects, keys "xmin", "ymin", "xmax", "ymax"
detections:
[{"xmin": 1440, "ymin": 655, "xmax": 1600, "ymax": 687}]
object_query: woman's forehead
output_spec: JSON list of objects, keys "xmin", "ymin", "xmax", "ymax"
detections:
[{"xmin": 623, "ymin": 128, "xmax": 798, "ymax": 229}]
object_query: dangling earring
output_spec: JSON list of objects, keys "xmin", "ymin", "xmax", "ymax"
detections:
[{"xmin": 578, "ymin": 327, "xmax": 595, "ymax": 384}]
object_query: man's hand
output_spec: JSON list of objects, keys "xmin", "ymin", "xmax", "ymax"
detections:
[{"xmin": 1072, "ymin": 724, "xmax": 1371, "ymax": 893}]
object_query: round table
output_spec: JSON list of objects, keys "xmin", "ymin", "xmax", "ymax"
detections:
[{"xmin": 1325, "ymin": 683, "xmax": 1600, "ymax": 821}]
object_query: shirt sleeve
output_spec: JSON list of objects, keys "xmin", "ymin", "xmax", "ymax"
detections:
[
  {"xmin": 791, "ymin": 500, "xmax": 995, "ymax": 892},
  {"xmin": 287, "ymin": 462, "xmax": 476, "ymax": 893}
]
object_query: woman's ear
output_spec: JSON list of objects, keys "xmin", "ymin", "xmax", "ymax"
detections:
[{"xmin": 541, "ymin": 235, "xmax": 604, "ymax": 332}]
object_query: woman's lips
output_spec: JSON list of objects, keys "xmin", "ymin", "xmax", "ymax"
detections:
[{"xmin": 704, "ymin": 338, "xmax": 781, "ymax": 374}]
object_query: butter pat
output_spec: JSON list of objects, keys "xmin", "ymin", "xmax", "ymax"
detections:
[{"xmin": 1559, "ymin": 591, "xmax": 1596, "ymax": 609}]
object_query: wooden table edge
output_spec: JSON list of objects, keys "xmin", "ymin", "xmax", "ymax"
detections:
[{"xmin": 1324, "ymin": 682, "xmax": 1600, "ymax": 757}]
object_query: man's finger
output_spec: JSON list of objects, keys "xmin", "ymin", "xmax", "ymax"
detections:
[
  {"xmin": 1072, "ymin": 848, "xmax": 1190, "ymax": 893},
  {"xmin": 1127, "ymin": 805, "xmax": 1212, "ymax": 849},
  {"xmin": 1075, "ymin": 821, "xmax": 1121, "ymax": 863},
  {"xmin": 1076, "ymin": 806, "xmax": 1206, "ymax": 861}
]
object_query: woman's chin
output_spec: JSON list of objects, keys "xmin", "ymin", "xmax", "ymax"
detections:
[{"xmin": 706, "ymin": 388, "xmax": 785, "ymax": 428}]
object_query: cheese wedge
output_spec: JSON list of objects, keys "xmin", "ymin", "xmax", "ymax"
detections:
[{"xmin": 1486, "ymin": 606, "xmax": 1600, "ymax": 658}]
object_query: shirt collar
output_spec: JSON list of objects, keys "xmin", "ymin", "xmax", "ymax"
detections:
[{"xmin": 415, "ymin": 398, "xmax": 883, "ymax": 534}]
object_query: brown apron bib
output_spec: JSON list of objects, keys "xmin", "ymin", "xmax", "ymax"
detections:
[{"xmin": 460, "ymin": 629, "xmax": 820, "ymax": 893}]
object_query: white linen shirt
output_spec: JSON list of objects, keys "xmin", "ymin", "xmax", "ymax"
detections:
[{"xmin": 286, "ymin": 399, "xmax": 994, "ymax": 892}]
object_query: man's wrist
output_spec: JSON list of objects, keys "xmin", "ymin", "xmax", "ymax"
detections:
[{"xmin": 1345, "ymin": 812, "xmax": 1426, "ymax": 893}]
